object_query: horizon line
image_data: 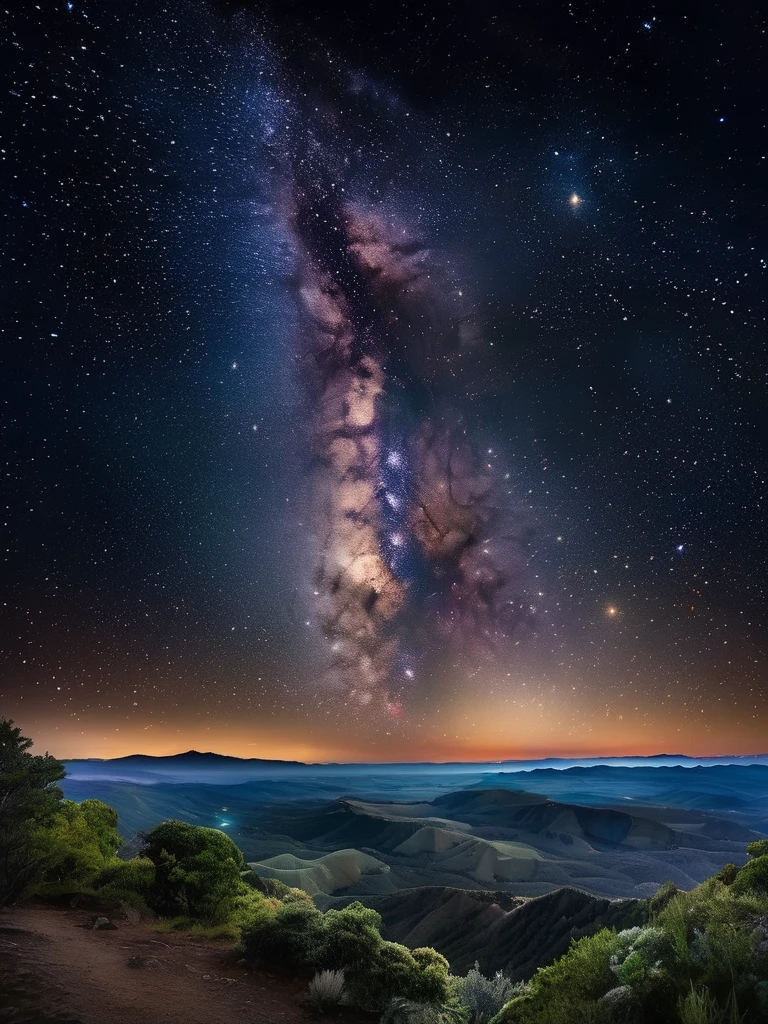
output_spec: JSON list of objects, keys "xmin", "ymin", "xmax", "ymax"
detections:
[{"xmin": 58, "ymin": 747, "xmax": 768, "ymax": 766}]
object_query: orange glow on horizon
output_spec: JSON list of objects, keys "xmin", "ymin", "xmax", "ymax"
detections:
[{"xmin": 17, "ymin": 715, "xmax": 766, "ymax": 764}]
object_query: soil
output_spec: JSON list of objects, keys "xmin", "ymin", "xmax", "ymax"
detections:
[{"xmin": 0, "ymin": 904, "xmax": 374, "ymax": 1024}]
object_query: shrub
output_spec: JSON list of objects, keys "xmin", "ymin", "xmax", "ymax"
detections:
[
  {"xmin": 241, "ymin": 899, "xmax": 325, "ymax": 968},
  {"xmin": 531, "ymin": 929, "xmax": 620, "ymax": 1001},
  {"xmin": 381, "ymin": 996, "xmax": 467, "ymax": 1023},
  {"xmin": 678, "ymin": 984, "xmax": 722, "ymax": 1024},
  {"xmin": 96, "ymin": 856, "xmax": 155, "ymax": 896},
  {"xmin": 732, "ymin": 855, "xmax": 768, "ymax": 898},
  {"xmin": 715, "ymin": 863, "xmax": 740, "ymax": 886},
  {"xmin": 32, "ymin": 798, "xmax": 121, "ymax": 893},
  {"xmin": 650, "ymin": 881, "xmax": 679, "ymax": 917},
  {"xmin": 323, "ymin": 901, "xmax": 383, "ymax": 973},
  {"xmin": 454, "ymin": 962, "xmax": 516, "ymax": 1024},
  {"xmin": 346, "ymin": 940, "xmax": 423, "ymax": 1010},
  {"xmin": 746, "ymin": 841, "xmax": 768, "ymax": 860},
  {"xmin": 241, "ymin": 898, "xmax": 450, "ymax": 1012},
  {"xmin": 94, "ymin": 855, "xmax": 155, "ymax": 910},
  {"xmin": 308, "ymin": 969, "xmax": 345, "ymax": 1010},
  {"xmin": 141, "ymin": 820, "xmax": 247, "ymax": 922}
]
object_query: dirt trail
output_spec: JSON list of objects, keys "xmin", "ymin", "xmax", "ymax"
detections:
[{"xmin": 0, "ymin": 905, "xmax": 371, "ymax": 1024}]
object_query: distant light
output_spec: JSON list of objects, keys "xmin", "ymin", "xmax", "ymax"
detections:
[
  {"xmin": 570, "ymin": 194, "xmax": 581, "ymax": 206},
  {"xmin": 718, "ymin": 117, "xmax": 725, "ymax": 123},
  {"xmin": 606, "ymin": 606, "xmax": 618, "ymax": 617}
]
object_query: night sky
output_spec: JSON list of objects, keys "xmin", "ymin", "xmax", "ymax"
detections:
[{"xmin": 3, "ymin": 0, "xmax": 766, "ymax": 761}]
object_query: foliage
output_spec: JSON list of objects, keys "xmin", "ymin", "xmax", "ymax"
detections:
[
  {"xmin": 140, "ymin": 819, "xmax": 250, "ymax": 923},
  {"xmin": 381, "ymin": 996, "xmax": 468, "ymax": 1024},
  {"xmin": 650, "ymin": 880, "xmax": 679, "ymax": 917},
  {"xmin": 94, "ymin": 855, "xmax": 156, "ymax": 909},
  {"xmin": 746, "ymin": 841, "xmax": 768, "ymax": 860},
  {"xmin": 32, "ymin": 798, "xmax": 121, "ymax": 893},
  {"xmin": 242, "ymin": 898, "xmax": 326, "ymax": 968},
  {"xmin": 715, "ymin": 863, "xmax": 740, "ymax": 885},
  {"xmin": 307, "ymin": 969, "xmax": 345, "ymax": 1010},
  {"xmin": 96, "ymin": 855, "xmax": 155, "ymax": 896},
  {"xmin": 0, "ymin": 718, "xmax": 66, "ymax": 903},
  {"xmin": 490, "ymin": 849, "xmax": 768, "ymax": 1024},
  {"xmin": 240, "ymin": 899, "xmax": 450, "ymax": 1011},
  {"xmin": 731, "ymin": 854, "xmax": 768, "ymax": 898},
  {"xmin": 678, "ymin": 985, "xmax": 723, "ymax": 1024},
  {"xmin": 453, "ymin": 962, "xmax": 516, "ymax": 1024}
]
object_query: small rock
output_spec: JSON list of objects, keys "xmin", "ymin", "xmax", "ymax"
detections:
[
  {"xmin": 92, "ymin": 916, "xmax": 117, "ymax": 930},
  {"xmin": 127, "ymin": 955, "xmax": 161, "ymax": 970}
]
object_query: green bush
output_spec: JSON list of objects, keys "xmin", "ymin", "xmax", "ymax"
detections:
[
  {"xmin": 94, "ymin": 856, "xmax": 156, "ymax": 908},
  {"xmin": 732, "ymin": 854, "xmax": 768, "ymax": 897},
  {"xmin": 240, "ymin": 897, "xmax": 449, "ymax": 1011},
  {"xmin": 32, "ymin": 798, "xmax": 121, "ymax": 894},
  {"xmin": 746, "ymin": 841, "xmax": 768, "ymax": 860},
  {"xmin": 650, "ymin": 880, "xmax": 679, "ymax": 917},
  {"xmin": 141, "ymin": 820, "xmax": 248, "ymax": 923},
  {"xmin": 714, "ymin": 863, "xmax": 740, "ymax": 885},
  {"xmin": 241, "ymin": 899, "xmax": 326, "ymax": 968},
  {"xmin": 323, "ymin": 901, "xmax": 383, "ymax": 971}
]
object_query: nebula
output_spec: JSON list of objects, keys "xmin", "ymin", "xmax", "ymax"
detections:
[{"xmin": 278, "ymin": 107, "xmax": 532, "ymax": 711}]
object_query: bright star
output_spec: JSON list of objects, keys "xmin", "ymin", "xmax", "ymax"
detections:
[{"xmin": 570, "ymin": 193, "xmax": 581, "ymax": 206}]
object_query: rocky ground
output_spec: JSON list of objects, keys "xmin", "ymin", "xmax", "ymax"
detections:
[{"xmin": 0, "ymin": 904, "xmax": 373, "ymax": 1024}]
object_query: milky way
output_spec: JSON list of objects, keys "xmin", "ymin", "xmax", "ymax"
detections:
[{"xmin": 278, "ymin": 115, "xmax": 533, "ymax": 711}]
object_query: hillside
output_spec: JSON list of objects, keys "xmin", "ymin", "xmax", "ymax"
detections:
[
  {"xmin": 247, "ymin": 848, "xmax": 392, "ymax": 896},
  {"xmin": 329, "ymin": 885, "xmax": 647, "ymax": 977}
]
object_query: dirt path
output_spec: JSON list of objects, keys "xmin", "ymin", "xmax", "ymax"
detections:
[{"xmin": 0, "ymin": 905, "xmax": 372, "ymax": 1024}]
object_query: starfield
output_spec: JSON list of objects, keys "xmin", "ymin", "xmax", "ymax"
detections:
[{"xmin": 2, "ymin": 1, "xmax": 766, "ymax": 1022}]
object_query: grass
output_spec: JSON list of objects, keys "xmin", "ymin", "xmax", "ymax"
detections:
[{"xmin": 151, "ymin": 918, "xmax": 241, "ymax": 942}]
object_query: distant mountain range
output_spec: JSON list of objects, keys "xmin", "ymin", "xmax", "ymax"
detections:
[
  {"xmin": 65, "ymin": 749, "xmax": 305, "ymax": 766},
  {"xmin": 63, "ymin": 749, "xmax": 768, "ymax": 768}
]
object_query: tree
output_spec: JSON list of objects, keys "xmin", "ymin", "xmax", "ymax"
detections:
[
  {"xmin": 141, "ymin": 819, "xmax": 247, "ymax": 922},
  {"xmin": 33, "ymin": 798, "xmax": 121, "ymax": 892},
  {"xmin": 0, "ymin": 718, "xmax": 66, "ymax": 903},
  {"xmin": 746, "ymin": 840, "xmax": 768, "ymax": 860}
]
